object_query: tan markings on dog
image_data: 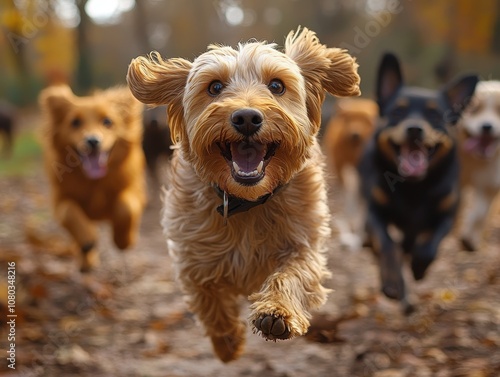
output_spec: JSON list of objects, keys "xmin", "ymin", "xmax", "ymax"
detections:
[
  {"xmin": 378, "ymin": 129, "xmax": 397, "ymax": 162},
  {"xmin": 416, "ymin": 231, "xmax": 432, "ymax": 245},
  {"xmin": 127, "ymin": 26, "xmax": 360, "ymax": 362},
  {"xmin": 396, "ymin": 98, "xmax": 409, "ymax": 108},
  {"xmin": 438, "ymin": 189, "xmax": 458, "ymax": 212},
  {"xmin": 425, "ymin": 100, "xmax": 439, "ymax": 109},
  {"xmin": 371, "ymin": 185, "xmax": 389, "ymax": 205},
  {"xmin": 378, "ymin": 118, "xmax": 453, "ymax": 168}
]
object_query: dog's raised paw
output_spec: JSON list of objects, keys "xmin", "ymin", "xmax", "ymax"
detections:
[{"xmin": 253, "ymin": 315, "xmax": 291, "ymax": 340}]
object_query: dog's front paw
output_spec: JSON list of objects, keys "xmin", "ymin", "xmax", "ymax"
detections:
[{"xmin": 253, "ymin": 314, "xmax": 291, "ymax": 340}]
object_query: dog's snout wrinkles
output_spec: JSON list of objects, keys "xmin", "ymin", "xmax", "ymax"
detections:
[{"xmin": 231, "ymin": 108, "xmax": 263, "ymax": 136}]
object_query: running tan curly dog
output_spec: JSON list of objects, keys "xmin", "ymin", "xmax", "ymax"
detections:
[{"xmin": 127, "ymin": 27, "xmax": 360, "ymax": 362}]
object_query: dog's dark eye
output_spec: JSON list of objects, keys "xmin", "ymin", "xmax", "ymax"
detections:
[
  {"xmin": 208, "ymin": 81, "xmax": 224, "ymax": 96},
  {"xmin": 71, "ymin": 118, "xmax": 81, "ymax": 128},
  {"xmin": 268, "ymin": 79, "xmax": 285, "ymax": 95},
  {"xmin": 102, "ymin": 117, "xmax": 113, "ymax": 127}
]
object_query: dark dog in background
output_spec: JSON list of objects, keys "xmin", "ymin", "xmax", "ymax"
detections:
[
  {"xmin": 359, "ymin": 53, "xmax": 478, "ymax": 311},
  {"xmin": 142, "ymin": 105, "xmax": 172, "ymax": 182},
  {"xmin": 0, "ymin": 101, "xmax": 16, "ymax": 157}
]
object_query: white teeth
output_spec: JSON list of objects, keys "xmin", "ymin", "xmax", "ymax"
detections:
[
  {"xmin": 232, "ymin": 160, "xmax": 265, "ymax": 177},
  {"xmin": 236, "ymin": 170, "xmax": 259, "ymax": 177},
  {"xmin": 256, "ymin": 161, "xmax": 264, "ymax": 174}
]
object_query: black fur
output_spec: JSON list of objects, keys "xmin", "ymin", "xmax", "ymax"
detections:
[{"xmin": 142, "ymin": 105, "xmax": 172, "ymax": 181}]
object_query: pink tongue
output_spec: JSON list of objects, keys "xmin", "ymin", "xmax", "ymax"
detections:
[
  {"xmin": 464, "ymin": 137, "xmax": 496, "ymax": 158},
  {"xmin": 81, "ymin": 152, "xmax": 108, "ymax": 179},
  {"xmin": 230, "ymin": 142, "xmax": 266, "ymax": 172},
  {"xmin": 398, "ymin": 145, "xmax": 428, "ymax": 178}
]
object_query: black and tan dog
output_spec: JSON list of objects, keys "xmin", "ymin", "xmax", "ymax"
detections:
[{"xmin": 359, "ymin": 53, "xmax": 478, "ymax": 311}]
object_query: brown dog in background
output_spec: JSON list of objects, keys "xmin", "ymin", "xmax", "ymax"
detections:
[
  {"xmin": 39, "ymin": 85, "xmax": 147, "ymax": 272},
  {"xmin": 127, "ymin": 27, "xmax": 360, "ymax": 362},
  {"xmin": 322, "ymin": 98, "xmax": 377, "ymax": 250}
]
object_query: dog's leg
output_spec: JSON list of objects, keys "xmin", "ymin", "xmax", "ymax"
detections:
[
  {"xmin": 367, "ymin": 209, "xmax": 406, "ymax": 302},
  {"xmin": 460, "ymin": 188, "xmax": 495, "ymax": 252},
  {"xmin": 249, "ymin": 251, "xmax": 329, "ymax": 340},
  {"xmin": 55, "ymin": 199, "xmax": 98, "ymax": 272},
  {"xmin": 186, "ymin": 288, "xmax": 246, "ymax": 362},
  {"xmin": 411, "ymin": 215, "xmax": 455, "ymax": 281},
  {"xmin": 111, "ymin": 191, "xmax": 143, "ymax": 250},
  {"xmin": 337, "ymin": 165, "xmax": 364, "ymax": 251}
]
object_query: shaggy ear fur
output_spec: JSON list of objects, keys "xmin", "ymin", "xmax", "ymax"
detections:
[
  {"xmin": 285, "ymin": 27, "xmax": 361, "ymax": 119},
  {"xmin": 127, "ymin": 52, "xmax": 192, "ymax": 142},
  {"xmin": 285, "ymin": 27, "xmax": 361, "ymax": 130},
  {"xmin": 39, "ymin": 85, "xmax": 75, "ymax": 124}
]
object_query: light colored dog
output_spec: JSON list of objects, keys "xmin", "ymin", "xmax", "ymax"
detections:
[
  {"xmin": 322, "ymin": 98, "xmax": 378, "ymax": 250},
  {"xmin": 39, "ymin": 85, "xmax": 147, "ymax": 272},
  {"xmin": 458, "ymin": 80, "xmax": 500, "ymax": 251},
  {"xmin": 127, "ymin": 27, "xmax": 360, "ymax": 362}
]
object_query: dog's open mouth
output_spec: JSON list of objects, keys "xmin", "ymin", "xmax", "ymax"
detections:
[
  {"xmin": 463, "ymin": 134, "xmax": 499, "ymax": 159},
  {"xmin": 79, "ymin": 149, "xmax": 109, "ymax": 180},
  {"xmin": 390, "ymin": 139, "xmax": 439, "ymax": 179},
  {"xmin": 218, "ymin": 141, "xmax": 278, "ymax": 185}
]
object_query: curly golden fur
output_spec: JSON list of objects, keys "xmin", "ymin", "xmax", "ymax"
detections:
[{"xmin": 127, "ymin": 27, "xmax": 360, "ymax": 362}]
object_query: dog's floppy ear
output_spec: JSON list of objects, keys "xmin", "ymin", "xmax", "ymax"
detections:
[
  {"xmin": 127, "ymin": 52, "xmax": 192, "ymax": 142},
  {"xmin": 442, "ymin": 74, "xmax": 479, "ymax": 125},
  {"xmin": 376, "ymin": 52, "xmax": 403, "ymax": 115},
  {"xmin": 285, "ymin": 27, "xmax": 360, "ymax": 131},
  {"xmin": 39, "ymin": 84, "xmax": 75, "ymax": 124}
]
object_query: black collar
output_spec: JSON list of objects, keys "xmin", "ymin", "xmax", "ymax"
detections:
[{"xmin": 213, "ymin": 185, "xmax": 284, "ymax": 218}]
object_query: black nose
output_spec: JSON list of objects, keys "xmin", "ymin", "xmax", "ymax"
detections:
[
  {"xmin": 406, "ymin": 125, "xmax": 423, "ymax": 140},
  {"xmin": 85, "ymin": 136, "xmax": 101, "ymax": 149},
  {"xmin": 481, "ymin": 123, "xmax": 493, "ymax": 134},
  {"xmin": 231, "ymin": 108, "xmax": 263, "ymax": 136}
]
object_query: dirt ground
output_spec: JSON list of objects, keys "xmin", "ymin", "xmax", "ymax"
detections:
[{"xmin": 0, "ymin": 127, "xmax": 499, "ymax": 377}]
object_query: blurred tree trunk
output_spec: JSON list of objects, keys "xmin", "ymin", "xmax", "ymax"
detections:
[
  {"xmin": 133, "ymin": 0, "xmax": 152, "ymax": 54},
  {"xmin": 75, "ymin": 0, "xmax": 92, "ymax": 94},
  {"xmin": 2, "ymin": 0, "xmax": 31, "ymax": 104}
]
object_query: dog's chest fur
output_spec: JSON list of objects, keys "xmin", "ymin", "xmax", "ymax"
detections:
[
  {"xmin": 461, "ymin": 148, "xmax": 500, "ymax": 190},
  {"xmin": 163, "ymin": 147, "xmax": 330, "ymax": 294}
]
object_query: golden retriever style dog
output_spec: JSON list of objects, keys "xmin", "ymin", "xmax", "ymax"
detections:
[
  {"xmin": 458, "ymin": 80, "xmax": 500, "ymax": 251},
  {"xmin": 127, "ymin": 27, "xmax": 360, "ymax": 362},
  {"xmin": 39, "ymin": 85, "xmax": 147, "ymax": 272},
  {"xmin": 322, "ymin": 98, "xmax": 378, "ymax": 250}
]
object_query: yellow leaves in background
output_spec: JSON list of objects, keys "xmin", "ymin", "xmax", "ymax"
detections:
[
  {"xmin": 411, "ymin": 0, "xmax": 498, "ymax": 54},
  {"xmin": 34, "ymin": 22, "xmax": 76, "ymax": 80}
]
